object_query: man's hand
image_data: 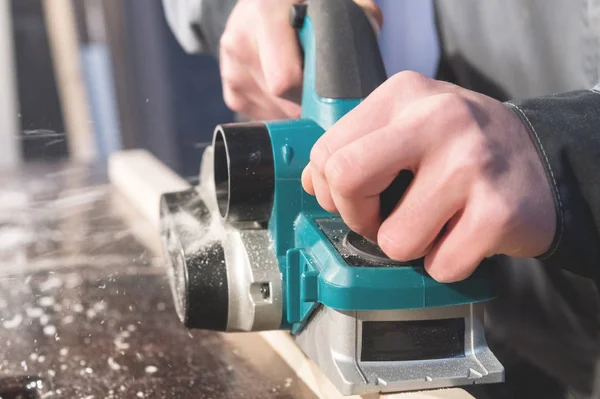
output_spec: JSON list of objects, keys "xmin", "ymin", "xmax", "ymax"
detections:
[
  {"xmin": 301, "ymin": 71, "xmax": 557, "ymax": 283},
  {"xmin": 219, "ymin": 0, "xmax": 382, "ymax": 121}
]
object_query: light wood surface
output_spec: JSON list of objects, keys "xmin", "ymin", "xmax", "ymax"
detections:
[
  {"xmin": 42, "ymin": 0, "xmax": 96, "ymax": 162},
  {"xmin": 108, "ymin": 149, "xmax": 190, "ymax": 228},
  {"xmin": 108, "ymin": 149, "xmax": 474, "ymax": 399},
  {"xmin": 0, "ymin": 0, "xmax": 20, "ymax": 169}
]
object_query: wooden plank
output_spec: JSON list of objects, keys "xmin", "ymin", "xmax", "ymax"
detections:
[
  {"xmin": 42, "ymin": 0, "xmax": 96, "ymax": 162},
  {"xmin": 0, "ymin": 0, "xmax": 20, "ymax": 169},
  {"xmin": 108, "ymin": 149, "xmax": 189, "ymax": 228},
  {"xmin": 108, "ymin": 149, "xmax": 474, "ymax": 399}
]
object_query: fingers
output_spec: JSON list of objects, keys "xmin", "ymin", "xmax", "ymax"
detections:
[
  {"xmin": 332, "ymin": 192, "xmax": 381, "ymax": 240},
  {"xmin": 319, "ymin": 123, "xmax": 425, "ymax": 239},
  {"xmin": 301, "ymin": 68, "xmax": 555, "ymax": 284},
  {"xmin": 311, "ymin": 93, "xmax": 447, "ymax": 236},
  {"xmin": 377, "ymin": 165, "xmax": 466, "ymax": 262},
  {"xmin": 304, "ymin": 74, "xmax": 444, "ymax": 227},
  {"xmin": 218, "ymin": 0, "xmax": 302, "ymax": 120},
  {"xmin": 302, "ymin": 164, "xmax": 339, "ymax": 217},
  {"xmin": 274, "ymin": 97, "xmax": 302, "ymax": 119},
  {"xmin": 311, "ymin": 168, "xmax": 337, "ymax": 213},
  {"xmin": 220, "ymin": 41, "xmax": 300, "ymax": 120},
  {"xmin": 301, "ymin": 163, "xmax": 338, "ymax": 215},
  {"xmin": 305, "ymin": 94, "xmax": 474, "ymax": 256},
  {"xmin": 424, "ymin": 206, "xmax": 495, "ymax": 283},
  {"xmin": 256, "ymin": 1, "xmax": 303, "ymax": 100},
  {"xmin": 310, "ymin": 71, "xmax": 438, "ymax": 171},
  {"xmin": 301, "ymin": 163, "xmax": 315, "ymax": 195},
  {"xmin": 302, "ymin": 164, "xmax": 338, "ymax": 216},
  {"xmin": 221, "ymin": 75, "xmax": 289, "ymax": 121}
]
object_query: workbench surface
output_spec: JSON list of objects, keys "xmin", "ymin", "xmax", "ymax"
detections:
[{"xmin": 0, "ymin": 162, "xmax": 315, "ymax": 398}]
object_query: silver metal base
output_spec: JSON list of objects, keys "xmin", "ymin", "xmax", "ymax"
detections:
[
  {"xmin": 197, "ymin": 145, "xmax": 504, "ymax": 394},
  {"xmin": 197, "ymin": 146, "xmax": 283, "ymax": 332},
  {"xmin": 294, "ymin": 304, "xmax": 504, "ymax": 395}
]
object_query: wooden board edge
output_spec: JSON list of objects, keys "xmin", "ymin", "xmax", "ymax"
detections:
[
  {"xmin": 108, "ymin": 149, "xmax": 190, "ymax": 228},
  {"xmin": 0, "ymin": 0, "xmax": 21, "ymax": 169}
]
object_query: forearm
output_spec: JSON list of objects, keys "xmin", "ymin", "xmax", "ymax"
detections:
[
  {"xmin": 506, "ymin": 88, "xmax": 600, "ymax": 280},
  {"xmin": 162, "ymin": 0, "xmax": 238, "ymax": 57}
]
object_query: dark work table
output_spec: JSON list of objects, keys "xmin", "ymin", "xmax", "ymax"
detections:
[{"xmin": 0, "ymin": 162, "xmax": 315, "ymax": 399}]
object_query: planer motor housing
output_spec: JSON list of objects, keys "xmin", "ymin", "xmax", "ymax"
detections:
[{"xmin": 159, "ymin": 0, "xmax": 505, "ymax": 395}]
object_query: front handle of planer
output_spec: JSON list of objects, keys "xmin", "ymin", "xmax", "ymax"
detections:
[
  {"xmin": 293, "ymin": 0, "xmax": 412, "ymax": 225},
  {"xmin": 292, "ymin": 0, "xmax": 387, "ymax": 130}
]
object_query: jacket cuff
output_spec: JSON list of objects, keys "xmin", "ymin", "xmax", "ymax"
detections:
[{"xmin": 505, "ymin": 90, "xmax": 600, "ymax": 278}]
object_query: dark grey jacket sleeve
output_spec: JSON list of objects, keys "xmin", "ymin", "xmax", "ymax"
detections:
[
  {"xmin": 162, "ymin": 0, "xmax": 238, "ymax": 57},
  {"xmin": 505, "ymin": 88, "xmax": 600, "ymax": 282}
]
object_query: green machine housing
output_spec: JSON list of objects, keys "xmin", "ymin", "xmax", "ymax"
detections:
[
  {"xmin": 231, "ymin": 2, "xmax": 496, "ymax": 329},
  {"xmin": 160, "ymin": 0, "xmax": 504, "ymax": 395}
]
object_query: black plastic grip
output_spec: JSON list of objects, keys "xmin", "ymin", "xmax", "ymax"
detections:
[{"xmin": 306, "ymin": 0, "xmax": 387, "ymax": 99}]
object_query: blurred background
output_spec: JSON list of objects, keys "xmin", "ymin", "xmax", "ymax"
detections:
[
  {"xmin": 0, "ymin": 0, "xmax": 439, "ymax": 180},
  {"xmin": 0, "ymin": 4, "xmax": 446, "ymax": 396}
]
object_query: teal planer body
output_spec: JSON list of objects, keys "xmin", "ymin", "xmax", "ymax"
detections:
[{"xmin": 159, "ymin": 0, "xmax": 504, "ymax": 395}]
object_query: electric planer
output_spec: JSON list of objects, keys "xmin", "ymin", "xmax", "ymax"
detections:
[{"xmin": 159, "ymin": 0, "xmax": 504, "ymax": 395}]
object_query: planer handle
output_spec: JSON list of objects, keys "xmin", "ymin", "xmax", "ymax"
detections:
[
  {"xmin": 292, "ymin": 0, "xmax": 409, "ymax": 224},
  {"xmin": 292, "ymin": 0, "xmax": 387, "ymax": 100},
  {"xmin": 291, "ymin": 0, "xmax": 387, "ymax": 129}
]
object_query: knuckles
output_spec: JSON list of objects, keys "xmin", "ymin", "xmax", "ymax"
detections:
[
  {"xmin": 379, "ymin": 229, "xmax": 480, "ymax": 283},
  {"xmin": 422, "ymin": 93, "xmax": 497, "ymax": 183},
  {"xmin": 439, "ymin": 137, "xmax": 492, "ymax": 189},
  {"xmin": 219, "ymin": 30, "xmax": 245, "ymax": 60},
  {"xmin": 431, "ymin": 93, "xmax": 478, "ymax": 130},
  {"xmin": 324, "ymin": 151, "xmax": 363, "ymax": 197},
  {"xmin": 222, "ymin": 87, "xmax": 248, "ymax": 113},
  {"xmin": 388, "ymin": 70, "xmax": 432, "ymax": 93},
  {"xmin": 309, "ymin": 140, "xmax": 332, "ymax": 171},
  {"xmin": 220, "ymin": 65, "xmax": 244, "ymax": 92},
  {"xmin": 265, "ymin": 67, "xmax": 302, "ymax": 98}
]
